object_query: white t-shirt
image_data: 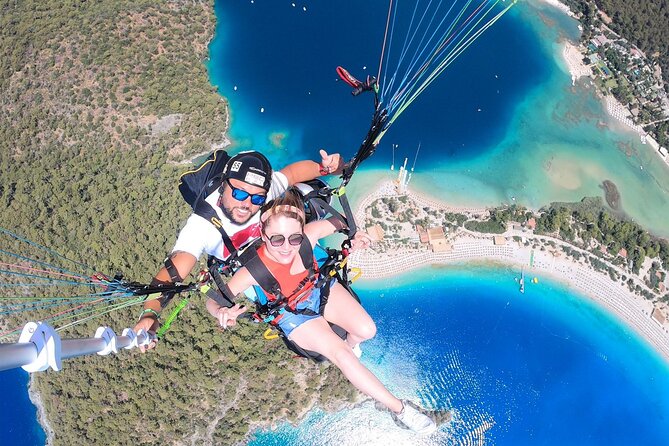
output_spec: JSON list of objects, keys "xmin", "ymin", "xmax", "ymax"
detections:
[{"xmin": 172, "ymin": 171, "xmax": 289, "ymax": 261}]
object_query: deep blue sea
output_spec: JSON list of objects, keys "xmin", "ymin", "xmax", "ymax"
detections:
[
  {"xmin": 208, "ymin": 0, "xmax": 549, "ymax": 167},
  {"xmin": 249, "ymin": 267, "xmax": 669, "ymax": 445},
  {"xmin": 0, "ymin": 369, "xmax": 46, "ymax": 445},
  {"xmin": 3, "ymin": 1, "xmax": 669, "ymax": 445}
]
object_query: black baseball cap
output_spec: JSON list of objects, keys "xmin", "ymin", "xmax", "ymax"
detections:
[{"xmin": 223, "ymin": 151, "xmax": 272, "ymax": 191}]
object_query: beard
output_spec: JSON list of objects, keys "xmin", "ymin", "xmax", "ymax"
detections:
[{"xmin": 220, "ymin": 198, "xmax": 253, "ymax": 225}]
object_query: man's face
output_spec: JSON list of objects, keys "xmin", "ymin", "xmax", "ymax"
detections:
[{"xmin": 219, "ymin": 178, "xmax": 267, "ymax": 224}]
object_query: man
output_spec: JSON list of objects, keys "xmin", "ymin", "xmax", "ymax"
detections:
[{"xmin": 134, "ymin": 148, "xmax": 342, "ymax": 351}]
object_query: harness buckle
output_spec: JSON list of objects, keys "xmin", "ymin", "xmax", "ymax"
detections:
[
  {"xmin": 196, "ymin": 270, "xmax": 211, "ymax": 286},
  {"xmin": 263, "ymin": 328, "xmax": 280, "ymax": 340}
]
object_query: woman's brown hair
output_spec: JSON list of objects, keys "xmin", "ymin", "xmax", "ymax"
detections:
[{"xmin": 260, "ymin": 187, "xmax": 306, "ymax": 229}]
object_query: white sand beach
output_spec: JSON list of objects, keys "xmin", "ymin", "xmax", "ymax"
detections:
[
  {"xmin": 562, "ymin": 41, "xmax": 591, "ymax": 82},
  {"xmin": 349, "ymin": 181, "xmax": 669, "ymax": 362},
  {"xmin": 29, "ymin": 376, "xmax": 54, "ymax": 445},
  {"xmin": 549, "ymin": 1, "xmax": 665, "ymax": 157},
  {"xmin": 535, "ymin": 0, "xmax": 576, "ymax": 18}
]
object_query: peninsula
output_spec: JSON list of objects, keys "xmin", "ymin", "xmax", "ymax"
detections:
[{"xmin": 350, "ymin": 176, "xmax": 669, "ymax": 361}]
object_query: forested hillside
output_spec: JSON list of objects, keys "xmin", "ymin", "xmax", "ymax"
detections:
[{"xmin": 0, "ymin": 1, "xmax": 357, "ymax": 444}]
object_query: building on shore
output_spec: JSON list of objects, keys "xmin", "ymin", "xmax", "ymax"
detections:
[
  {"xmin": 427, "ymin": 227, "xmax": 451, "ymax": 252},
  {"xmin": 493, "ymin": 236, "xmax": 507, "ymax": 246},
  {"xmin": 366, "ymin": 224, "xmax": 385, "ymax": 242},
  {"xmin": 652, "ymin": 307, "xmax": 667, "ymax": 326}
]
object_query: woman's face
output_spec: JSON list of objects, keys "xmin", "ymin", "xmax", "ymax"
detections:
[{"xmin": 262, "ymin": 214, "xmax": 304, "ymax": 265}]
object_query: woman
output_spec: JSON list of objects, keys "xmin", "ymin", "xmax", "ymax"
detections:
[{"xmin": 206, "ymin": 189, "xmax": 436, "ymax": 434}]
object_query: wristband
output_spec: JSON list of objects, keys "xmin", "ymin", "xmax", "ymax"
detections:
[
  {"xmin": 319, "ymin": 163, "xmax": 330, "ymax": 176},
  {"xmin": 138, "ymin": 308, "xmax": 160, "ymax": 322}
]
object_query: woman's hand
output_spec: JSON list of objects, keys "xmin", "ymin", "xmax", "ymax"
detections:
[
  {"xmin": 216, "ymin": 304, "xmax": 247, "ymax": 329},
  {"xmin": 350, "ymin": 231, "xmax": 372, "ymax": 252}
]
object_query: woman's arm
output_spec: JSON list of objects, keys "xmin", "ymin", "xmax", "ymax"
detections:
[{"xmin": 206, "ymin": 267, "xmax": 256, "ymax": 328}]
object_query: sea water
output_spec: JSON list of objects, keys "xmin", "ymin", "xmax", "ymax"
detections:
[
  {"xmin": 209, "ymin": 0, "xmax": 669, "ymax": 235},
  {"xmin": 248, "ymin": 266, "xmax": 669, "ymax": 445},
  {"xmin": 0, "ymin": 369, "xmax": 46, "ymax": 445}
]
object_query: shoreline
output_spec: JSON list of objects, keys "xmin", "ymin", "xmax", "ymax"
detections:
[
  {"xmin": 536, "ymin": 0, "xmax": 577, "ymax": 18},
  {"xmin": 349, "ymin": 181, "xmax": 669, "ymax": 363},
  {"xmin": 548, "ymin": 0, "xmax": 669, "ymax": 165},
  {"xmin": 28, "ymin": 376, "xmax": 54, "ymax": 446},
  {"xmin": 562, "ymin": 41, "xmax": 591, "ymax": 83}
]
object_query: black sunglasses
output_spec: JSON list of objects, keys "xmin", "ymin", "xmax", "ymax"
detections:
[
  {"xmin": 266, "ymin": 233, "xmax": 304, "ymax": 247},
  {"xmin": 224, "ymin": 178, "xmax": 267, "ymax": 205}
]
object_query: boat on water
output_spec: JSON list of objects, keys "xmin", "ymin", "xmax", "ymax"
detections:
[{"xmin": 519, "ymin": 269, "xmax": 525, "ymax": 294}]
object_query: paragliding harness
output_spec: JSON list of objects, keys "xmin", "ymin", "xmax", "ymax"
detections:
[
  {"xmin": 244, "ymin": 237, "xmax": 361, "ymax": 363},
  {"xmin": 177, "ymin": 149, "xmax": 241, "ymax": 263},
  {"xmin": 176, "ymin": 149, "xmax": 362, "ymax": 361},
  {"xmin": 204, "ymin": 188, "xmax": 360, "ymax": 362},
  {"xmin": 175, "ymin": 66, "xmax": 386, "ymax": 359},
  {"xmin": 177, "ymin": 149, "xmax": 339, "ymax": 274},
  {"xmin": 245, "ymin": 238, "xmax": 320, "ymax": 323}
]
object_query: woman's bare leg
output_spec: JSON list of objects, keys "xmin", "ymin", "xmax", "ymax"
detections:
[
  {"xmin": 322, "ymin": 282, "xmax": 376, "ymax": 348},
  {"xmin": 289, "ymin": 317, "xmax": 403, "ymax": 413}
]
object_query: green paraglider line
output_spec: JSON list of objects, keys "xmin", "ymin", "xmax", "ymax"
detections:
[
  {"xmin": 343, "ymin": 0, "xmax": 518, "ymax": 173},
  {"xmin": 384, "ymin": 0, "xmax": 516, "ymax": 130},
  {"xmin": 156, "ymin": 297, "xmax": 190, "ymax": 338}
]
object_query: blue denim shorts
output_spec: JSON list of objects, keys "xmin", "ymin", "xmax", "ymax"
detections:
[
  {"xmin": 243, "ymin": 275, "xmax": 335, "ymax": 337},
  {"xmin": 276, "ymin": 285, "xmax": 325, "ymax": 337}
]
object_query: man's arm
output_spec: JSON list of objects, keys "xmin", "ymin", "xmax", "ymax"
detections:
[
  {"xmin": 134, "ymin": 251, "xmax": 198, "ymax": 352},
  {"xmin": 279, "ymin": 149, "xmax": 343, "ymax": 185}
]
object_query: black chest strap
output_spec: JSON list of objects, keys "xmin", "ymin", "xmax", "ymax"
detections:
[{"xmin": 194, "ymin": 200, "xmax": 237, "ymax": 258}]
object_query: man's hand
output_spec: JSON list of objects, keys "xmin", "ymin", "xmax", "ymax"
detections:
[
  {"xmin": 350, "ymin": 231, "xmax": 372, "ymax": 252},
  {"xmin": 134, "ymin": 316, "xmax": 160, "ymax": 353},
  {"xmin": 319, "ymin": 149, "xmax": 343, "ymax": 175}
]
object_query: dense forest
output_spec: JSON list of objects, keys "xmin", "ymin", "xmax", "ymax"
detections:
[
  {"xmin": 0, "ymin": 1, "xmax": 358, "ymax": 444},
  {"xmin": 564, "ymin": 0, "xmax": 669, "ymax": 90}
]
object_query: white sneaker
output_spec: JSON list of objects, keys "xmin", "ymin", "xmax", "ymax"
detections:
[
  {"xmin": 392, "ymin": 401, "xmax": 437, "ymax": 435},
  {"xmin": 352, "ymin": 343, "xmax": 362, "ymax": 359}
]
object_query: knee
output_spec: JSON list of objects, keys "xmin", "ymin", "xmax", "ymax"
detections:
[
  {"xmin": 355, "ymin": 319, "xmax": 377, "ymax": 341},
  {"xmin": 331, "ymin": 342, "xmax": 358, "ymax": 368}
]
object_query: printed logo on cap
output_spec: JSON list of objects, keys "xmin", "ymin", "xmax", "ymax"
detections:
[
  {"xmin": 230, "ymin": 161, "xmax": 243, "ymax": 172},
  {"xmin": 245, "ymin": 172, "xmax": 265, "ymax": 187}
]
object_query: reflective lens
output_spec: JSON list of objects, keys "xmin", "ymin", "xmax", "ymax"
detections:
[
  {"xmin": 225, "ymin": 179, "xmax": 267, "ymax": 205},
  {"xmin": 268, "ymin": 233, "xmax": 304, "ymax": 247}
]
